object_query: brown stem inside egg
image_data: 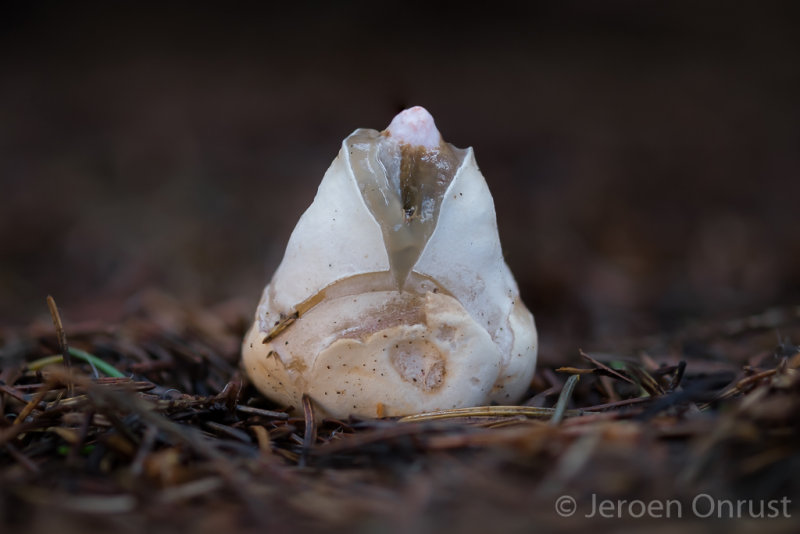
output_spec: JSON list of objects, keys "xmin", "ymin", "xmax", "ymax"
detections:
[{"xmin": 348, "ymin": 129, "xmax": 466, "ymax": 290}]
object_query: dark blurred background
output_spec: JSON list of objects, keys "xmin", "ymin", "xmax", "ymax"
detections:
[{"xmin": 2, "ymin": 1, "xmax": 799, "ymax": 351}]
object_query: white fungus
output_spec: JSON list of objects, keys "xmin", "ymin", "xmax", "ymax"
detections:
[{"xmin": 242, "ymin": 107, "xmax": 538, "ymax": 418}]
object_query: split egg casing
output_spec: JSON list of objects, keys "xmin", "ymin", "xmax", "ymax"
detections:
[{"xmin": 242, "ymin": 107, "xmax": 537, "ymax": 417}]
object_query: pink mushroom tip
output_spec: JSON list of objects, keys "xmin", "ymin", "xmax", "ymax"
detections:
[{"xmin": 385, "ymin": 106, "xmax": 441, "ymax": 149}]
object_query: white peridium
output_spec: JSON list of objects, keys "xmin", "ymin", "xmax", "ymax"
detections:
[{"xmin": 242, "ymin": 106, "xmax": 538, "ymax": 418}]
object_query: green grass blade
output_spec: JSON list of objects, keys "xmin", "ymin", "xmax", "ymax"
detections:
[{"xmin": 28, "ymin": 347, "xmax": 126, "ymax": 378}]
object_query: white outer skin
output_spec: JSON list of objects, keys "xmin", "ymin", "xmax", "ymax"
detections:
[
  {"xmin": 244, "ymin": 291, "xmax": 504, "ymax": 416},
  {"xmin": 243, "ymin": 130, "xmax": 538, "ymax": 418}
]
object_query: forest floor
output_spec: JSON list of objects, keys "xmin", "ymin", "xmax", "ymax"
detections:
[{"xmin": 2, "ymin": 293, "xmax": 799, "ymax": 534}]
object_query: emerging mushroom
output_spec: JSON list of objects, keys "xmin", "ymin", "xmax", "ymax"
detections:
[{"xmin": 242, "ymin": 107, "xmax": 537, "ymax": 417}]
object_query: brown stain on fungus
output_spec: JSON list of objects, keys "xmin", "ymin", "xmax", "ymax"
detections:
[
  {"xmin": 388, "ymin": 337, "xmax": 446, "ymax": 392},
  {"xmin": 335, "ymin": 293, "xmax": 426, "ymax": 341}
]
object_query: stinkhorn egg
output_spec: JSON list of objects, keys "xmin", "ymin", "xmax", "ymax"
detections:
[{"xmin": 242, "ymin": 106, "xmax": 537, "ymax": 417}]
